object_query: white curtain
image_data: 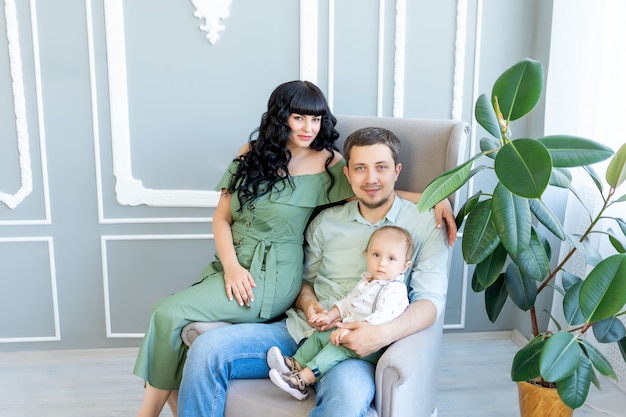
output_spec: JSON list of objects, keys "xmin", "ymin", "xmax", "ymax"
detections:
[{"xmin": 546, "ymin": 0, "xmax": 626, "ymax": 394}]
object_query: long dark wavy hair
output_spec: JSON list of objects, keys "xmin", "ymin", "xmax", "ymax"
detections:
[{"xmin": 227, "ymin": 81, "xmax": 340, "ymax": 210}]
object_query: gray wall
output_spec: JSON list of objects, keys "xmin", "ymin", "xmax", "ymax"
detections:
[{"xmin": 0, "ymin": 0, "xmax": 551, "ymax": 351}]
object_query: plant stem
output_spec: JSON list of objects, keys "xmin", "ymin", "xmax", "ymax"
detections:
[
  {"xmin": 530, "ymin": 187, "xmax": 614, "ymax": 336},
  {"xmin": 531, "ymin": 306, "xmax": 539, "ymax": 337},
  {"xmin": 536, "ymin": 188, "xmax": 613, "ymax": 295}
]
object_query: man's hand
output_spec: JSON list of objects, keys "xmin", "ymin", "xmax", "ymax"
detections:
[
  {"xmin": 302, "ymin": 300, "xmax": 333, "ymax": 331},
  {"xmin": 309, "ymin": 312, "xmax": 333, "ymax": 327},
  {"xmin": 335, "ymin": 321, "xmax": 389, "ymax": 357}
]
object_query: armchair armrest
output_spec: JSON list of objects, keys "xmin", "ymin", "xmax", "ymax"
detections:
[{"xmin": 374, "ymin": 313, "xmax": 444, "ymax": 417}]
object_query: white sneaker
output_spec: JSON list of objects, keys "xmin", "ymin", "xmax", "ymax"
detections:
[
  {"xmin": 267, "ymin": 346, "xmax": 298, "ymax": 374},
  {"xmin": 269, "ymin": 369, "xmax": 309, "ymax": 400}
]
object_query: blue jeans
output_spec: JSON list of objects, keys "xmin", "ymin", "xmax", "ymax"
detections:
[{"xmin": 178, "ymin": 320, "xmax": 376, "ymax": 417}]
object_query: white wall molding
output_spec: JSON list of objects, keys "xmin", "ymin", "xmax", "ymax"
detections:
[
  {"xmin": 1, "ymin": 0, "xmax": 32, "ymax": 210},
  {"xmin": 0, "ymin": 0, "xmax": 51, "ymax": 225},
  {"xmin": 391, "ymin": 0, "xmax": 405, "ymax": 117},
  {"xmin": 190, "ymin": 0, "xmax": 232, "ymax": 44},
  {"xmin": 300, "ymin": 0, "xmax": 317, "ymax": 82},
  {"xmin": 0, "ymin": 237, "xmax": 60, "ymax": 343},
  {"xmin": 103, "ymin": 0, "xmax": 220, "ymax": 209},
  {"xmin": 452, "ymin": 0, "xmax": 468, "ymax": 121},
  {"xmin": 101, "ymin": 234, "xmax": 213, "ymax": 338},
  {"xmin": 99, "ymin": 0, "xmax": 319, "ymax": 214}
]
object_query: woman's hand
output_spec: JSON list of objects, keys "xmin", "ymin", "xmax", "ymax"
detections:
[
  {"xmin": 223, "ymin": 263, "xmax": 256, "ymax": 307},
  {"xmin": 433, "ymin": 198, "xmax": 457, "ymax": 246}
]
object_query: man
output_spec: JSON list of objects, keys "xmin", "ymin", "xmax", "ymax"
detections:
[{"xmin": 178, "ymin": 127, "xmax": 449, "ymax": 417}]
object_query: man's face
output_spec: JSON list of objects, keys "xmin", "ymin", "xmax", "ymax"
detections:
[{"xmin": 343, "ymin": 144, "xmax": 402, "ymax": 210}]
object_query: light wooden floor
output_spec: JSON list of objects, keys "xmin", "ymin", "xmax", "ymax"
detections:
[{"xmin": 0, "ymin": 331, "xmax": 624, "ymax": 417}]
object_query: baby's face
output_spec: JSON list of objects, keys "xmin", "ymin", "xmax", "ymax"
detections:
[{"xmin": 365, "ymin": 232, "xmax": 410, "ymax": 281}]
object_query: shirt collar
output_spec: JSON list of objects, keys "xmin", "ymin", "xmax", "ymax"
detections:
[{"xmin": 348, "ymin": 194, "xmax": 402, "ymax": 225}]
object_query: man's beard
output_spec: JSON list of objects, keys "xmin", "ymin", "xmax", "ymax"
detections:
[{"xmin": 358, "ymin": 194, "xmax": 390, "ymax": 210}]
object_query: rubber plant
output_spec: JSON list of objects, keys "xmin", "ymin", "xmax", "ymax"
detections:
[{"xmin": 417, "ymin": 58, "xmax": 626, "ymax": 409}]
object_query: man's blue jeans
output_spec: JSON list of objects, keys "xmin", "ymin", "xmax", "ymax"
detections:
[{"xmin": 178, "ymin": 320, "xmax": 376, "ymax": 417}]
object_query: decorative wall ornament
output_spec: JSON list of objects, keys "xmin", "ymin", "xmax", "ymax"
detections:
[
  {"xmin": 1, "ymin": 0, "xmax": 33, "ymax": 210},
  {"xmin": 190, "ymin": 0, "xmax": 232, "ymax": 44},
  {"xmin": 100, "ymin": 0, "xmax": 315, "ymax": 211}
]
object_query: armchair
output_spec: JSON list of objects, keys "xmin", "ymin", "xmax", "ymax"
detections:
[{"xmin": 181, "ymin": 116, "xmax": 469, "ymax": 417}]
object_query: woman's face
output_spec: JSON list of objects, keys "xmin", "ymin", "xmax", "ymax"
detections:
[{"xmin": 286, "ymin": 113, "xmax": 321, "ymax": 149}]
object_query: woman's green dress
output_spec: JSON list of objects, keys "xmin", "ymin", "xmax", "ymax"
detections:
[{"xmin": 133, "ymin": 160, "xmax": 353, "ymax": 389}]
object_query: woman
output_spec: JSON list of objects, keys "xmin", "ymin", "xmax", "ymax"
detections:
[
  {"xmin": 134, "ymin": 80, "xmax": 352, "ymax": 417},
  {"xmin": 134, "ymin": 80, "xmax": 456, "ymax": 416}
]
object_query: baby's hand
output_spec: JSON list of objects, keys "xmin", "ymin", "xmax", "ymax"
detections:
[
  {"xmin": 309, "ymin": 312, "xmax": 331, "ymax": 326},
  {"xmin": 330, "ymin": 328, "xmax": 350, "ymax": 346}
]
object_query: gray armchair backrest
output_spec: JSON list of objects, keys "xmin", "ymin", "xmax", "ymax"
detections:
[{"xmin": 334, "ymin": 116, "xmax": 469, "ymax": 208}]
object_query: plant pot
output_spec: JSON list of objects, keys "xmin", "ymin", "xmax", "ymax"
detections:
[{"xmin": 517, "ymin": 381, "xmax": 573, "ymax": 417}]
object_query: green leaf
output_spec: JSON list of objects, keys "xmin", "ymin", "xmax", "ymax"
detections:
[
  {"xmin": 546, "ymin": 308, "xmax": 563, "ymax": 330},
  {"xmin": 511, "ymin": 230, "xmax": 550, "ymax": 281},
  {"xmin": 417, "ymin": 156, "xmax": 480, "ymax": 212},
  {"xmin": 529, "ymin": 199, "xmax": 566, "ymax": 240},
  {"xmin": 475, "ymin": 94, "xmax": 502, "ymax": 140},
  {"xmin": 592, "ymin": 316, "xmax": 626, "ymax": 343},
  {"xmin": 583, "ymin": 165, "xmax": 604, "ymax": 194},
  {"xmin": 479, "ymin": 137, "xmax": 501, "ymax": 159},
  {"xmin": 474, "ymin": 243, "xmax": 508, "ymax": 289},
  {"xmin": 561, "ymin": 271, "xmax": 582, "ymax": 292},
  {"xmin": 504, "ymin": 262, "xmax": 537, "ymax": 311},
  {"xmin": 454, "ymin": 191, "xmax": 483, "ymax": 230},
  {"xmin": 485, "ymin": 273, "xmax": 508, "ymax": 322},
  {"xmin": 540, "ymin": 332, "xmax": 582, "ymax": 382},
  {"xmin": 606, "ymin": 143, "xmax": 626, "ymax": 188},
  {"xmin": 537, "ymin": 136, "xmax": 614, "ymax": 167},
  {"xmin": 495, "ymin": 139, "xmax": 552, "ymax": 198},
  {"xmin": 581, "ymin": 339, "xmax": 617, "ymax": 380},
  {"xmin": 615, "ymin": 218, "xmax": 626, "ymax": 237},
  {"xmin": 550, "ymin": 167, "xmax": 572, "ymax": 188},
  {"xmin": 608, "ymin": 230, "xmax": 626, "ymax": 253},
  {"xmin": 511, "ymin": 338, "xmax": 544, "ymax": 381},
  {"xmin": 462, "ymin": 200, "xmax": 501, "ymax": 264},
  {"xmin": 535, "ymin": 227, "xmax": 552, "ymax": 260},
  {"xmin": 492, "ymin": 59, "xmax": 544, "ymax": 121},
  {"xmin": 579, "ymin": 254, "xmax": 626, "ymax": 322},
  {"xmin": 618, "ymin": 337, "xmax": 626, "ymax": 363},
  {"xmin": 563, "ymin": 281, "xmax": 585, "ymax": 326},
  {"xmin": 471, "ymin": 269, "xmax": 485, "ymax": 292},
  {"xmin": 574, "ymin": 234, "xmax": 602, "ymax": 267},
  {"xmin": 492, "ymin": 184, "xmax": 531, "ymax": 255},
  {"xmin": 556, "ymin": 354, "xmax": 592, "ymax": 409}
]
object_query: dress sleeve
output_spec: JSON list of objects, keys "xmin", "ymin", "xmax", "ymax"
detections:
[
  {"xmin": 214, "ymin": 161, "xmax": 239, "ymax": 191},
  {"xmin": 322, "ymin": 160, "xmax": 354, "ymax": 204}
]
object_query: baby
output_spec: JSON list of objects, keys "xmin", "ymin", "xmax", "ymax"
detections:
[{"xmin": 267, "ymin": 225, "xmax": 413, "ymax": 400}]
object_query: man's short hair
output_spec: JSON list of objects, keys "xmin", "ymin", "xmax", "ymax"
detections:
[{"xmin": 343, "ymin": 127, "xmax": 401, "ymax": 165}]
